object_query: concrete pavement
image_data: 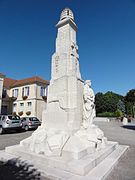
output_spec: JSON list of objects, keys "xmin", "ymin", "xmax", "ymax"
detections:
[{"xmin": 95, "ymin": 120, "xmax": 135, "ymax": 180}]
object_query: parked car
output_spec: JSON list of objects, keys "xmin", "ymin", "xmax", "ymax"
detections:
[
  {"xmin": 21, "ymin": 117, "xmax": 41, "ymax": 131},
  {"xmin": 0, "ymin": 115, "xmax": 22, "ymax": 134}
]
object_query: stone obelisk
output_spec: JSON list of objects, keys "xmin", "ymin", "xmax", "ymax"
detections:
[
  {"xmin": 20, "ymin": 8, "xmax": 85, "ymax": 156},
  {"xmin": 42, "ymin": 8, "xmax": 83, "ymax": 133}
]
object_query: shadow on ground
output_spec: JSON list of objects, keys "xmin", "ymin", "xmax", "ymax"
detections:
[
  {"xmin": 0, "ymin": 158, "xmax": 41, "ymax": 180},
  {"xmin": 122, "ymin": 125, "xmax": 135, "ymax": 130},
  {"xmin": 1, "ymin": 129, "xmax": 34, "ymax": 135}
]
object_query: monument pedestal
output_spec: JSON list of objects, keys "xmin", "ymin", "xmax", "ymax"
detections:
[{"xmin": 0, "ymin": 141, "xmax": 128, "ymax": 180}]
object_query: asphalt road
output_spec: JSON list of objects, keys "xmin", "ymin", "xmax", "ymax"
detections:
[
  {"xmin": 0, "ymin": 130, "xmax": 34, "ymax": 150},
  {"xmin": 94, "ymin": 120, "xmax": 135, "ymax": 180}
]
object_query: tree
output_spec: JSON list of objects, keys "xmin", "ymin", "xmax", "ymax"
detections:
[
  {"xmin": 125, "ymin": 102, "xmax": 133, "ymax": 115},
  {"xmin": 95, "ymin": 92, "xmax": 105, "ymax": 114},
  {"xmin": 117, "ymin": 100, "xmax": 125, "ymax": 115},
  {"xmin": 125, "ymin": 89, "xmax": 135, "ymax": 116},
  {"xmin": 115, "ymin": 109, "xmax": 123, "ymax": 117},
  {"xmin": 95, "ymin": 91, "xmax": 124, "ymax": 115},
  {"xmin": 125, "ymin": 89, "xmax": 135, "ymax": 103}
]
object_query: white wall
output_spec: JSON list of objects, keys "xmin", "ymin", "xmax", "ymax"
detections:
[
  {"xmin": 11, "ymin": 83, "xmax": 48, "ymax": 119},
  {"xmin": 0, "ymin": 76, "xmax": 4, "ymax": 114}
]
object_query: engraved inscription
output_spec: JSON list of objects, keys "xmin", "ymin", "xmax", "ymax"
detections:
[{"xmin": 55, "ymin": 56, "xmax": 59, "ymax": 73}]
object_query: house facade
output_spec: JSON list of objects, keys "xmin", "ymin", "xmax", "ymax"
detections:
[
  {"xmin": 0, "ymin": 73, "xmax": 5, "ymax": 114},
  {"xmin": 1, "ymin": 76, "xmax": 49, "ymax": 121}
]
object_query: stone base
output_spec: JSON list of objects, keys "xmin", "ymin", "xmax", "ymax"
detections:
[{"xmin": 1, "ymin": 141, "xmax": 128, "ymax": 179}]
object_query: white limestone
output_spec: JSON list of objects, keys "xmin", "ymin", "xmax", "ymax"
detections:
[
  {"xmin": 123, "ymin": 117, "xmax": 128, "ymax": 125},
  {"xmin": 4, "ymin": 143, "xmax": 128, "ymax": 179},
  {"xmin": 19, "ymin": 8, "xmax": 107, "ymax": 158},
  {"xmin": 82, "ymin": 80, "xmax": 96, "ymax": 128}
]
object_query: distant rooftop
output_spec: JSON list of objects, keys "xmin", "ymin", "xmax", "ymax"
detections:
[
  {"xmin": 4, "ymin": 76, "xmax": 49, "ymax": 88},
  {"xmin": 4, "ymin": 78, "xmax": 17, "ymax": 89}
]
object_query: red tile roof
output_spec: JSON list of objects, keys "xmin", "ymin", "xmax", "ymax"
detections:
[
  {"xmin": 4, "ymin": 76, "xmax": 49, "ymax": 88},
  {"xmin": 12, "ymin": 76, "xmax": 49, "ymax": 87},
  {"xmin": 4, "ymin": 78, "xmax": 17, "ymax": 89}
]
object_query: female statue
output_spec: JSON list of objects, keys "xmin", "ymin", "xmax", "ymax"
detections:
[{"xmin": 82, "ymin": 80, "xmax": 96, "ymax": 128}]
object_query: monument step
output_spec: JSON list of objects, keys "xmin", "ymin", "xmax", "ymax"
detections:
[
  {"xmin": 4, "ymin": 141, "xmax": 119, "ymax": 176},
  {"xmin": 0, "ymin": 143, "xmax": 128, "ymax": 180},
  {"xmin": 70, "ymin": 145, "xmax": 129, "ymax": 180}
]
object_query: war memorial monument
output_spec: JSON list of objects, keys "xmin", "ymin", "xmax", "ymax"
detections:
[{"xmin": 2, "ymin": 8, "xmax": 128, "ymax": 179}]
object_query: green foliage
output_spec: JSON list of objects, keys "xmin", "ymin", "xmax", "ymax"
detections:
[
  {"xmin": 97, "ymin": 112, "xmax": 116, "ymax": 117},
  {"xmin": 95, "ymin": 93, "xmax": 105, "ymax": 114},
  {"xmin": 125, "ymin": 102, "xmax": 133, "ymax": 116},
  {"xmin": 125, "ymin": 89, "xmax": 135, "ymax": 103},
  {"xmin": 125, "ymin": 89, "xmax": 135, "ymax": 116},
  {"xmin": 115, "ymin": 109, "xmax": 123, "ymax": 117},
  {"xmin": 97, "ymin": 110, "xmax": 123, "ymax": 117},
  {"xmin": 117, "ymin": 100, "xmax": 125, "ymax": 114},
  {"xmin": 95, "ymin": 89, "xmax": 135, "ymax": 117},
  {"xmin": 95, "ymin": 91, "xmax": 124, "ymax": 114}
]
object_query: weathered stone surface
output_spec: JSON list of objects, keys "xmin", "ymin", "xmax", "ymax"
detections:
[{"xmin": 19, "ymin": 8, "xmax": 107, "ymax": 157}]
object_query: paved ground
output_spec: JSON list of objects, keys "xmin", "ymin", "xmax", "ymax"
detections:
[
  {"xmin": 0, "ymin": 122, "xmax": 135, "ymax": 180},
  {"xmin": 94, "ymin": 120, "xmax": 135, "ymax": 180},
  {"xmin": 0, "ymin": 130, "xmax": 34, "ymax": 150}
]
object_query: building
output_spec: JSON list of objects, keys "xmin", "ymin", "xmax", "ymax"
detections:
[
  {"xmin": 2, "ymin": 77, "xmax": 17, "ymax": 115},
  {"xmin": 1, "ymin": 75, "xmax": 49, "ymax": 120},
  {"xmin": 0, "ymin": 73, "xmax": 5, "ymax": 114}
]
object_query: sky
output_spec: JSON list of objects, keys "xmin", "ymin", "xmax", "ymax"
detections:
[{"xmin": 0, "ymin": 0, "xmax": 135, "ymax": 95}]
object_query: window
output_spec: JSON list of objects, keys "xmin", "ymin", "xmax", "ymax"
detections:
[
  {"xmin": 25, "ymin": 87, "xmax": 29, "ymax": 96},
  {"xmin": 67, "ymin": 10, "xmax": 69, "ymax": 15},
  {"xmin": 8, "ymin": 115, "xmax": 20, "ymax": 120},
  {"xmin": 40, "ymin": 86, "xmax": 48, "ymax": 96},
  {"xmin": 22, "ymin": 87, "xmax": 30, "ymax": 96},
  {"xmin": 2, "ymin": 88, "xmax": 7, "ymax": 98},
  {"xmin": 27, "ymin": 102, "xmax": 32, "ymax": 111},
  {"xmin": 13, "ymin": 103, "xmax": 17, "ymax": 112},
  {"xmin": 2, "ymin": 116, "xmax": 5, "ymax": 121},
  {"xmin": 20, "ymin": 103, "xmax": 24, "ymax": 111},
  {"xmin": 12, "ymin": 89, "xmax": 18, "ymax": 97},
  {"xmin": 22, "ymin": 87, "xmax": 24, "ymax": 97}
]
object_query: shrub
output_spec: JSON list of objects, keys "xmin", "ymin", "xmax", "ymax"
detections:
[
  {"xmin": 26, "ymin": 111, "xmax": 31, "ymax": 116},
  {"xmin": 42, "ymin": 96, "xmax": 47, "ymax": 102},
  {"xmin": 97, "ymin": 112, "xmax": 116, "ymax": 117},
  {"xmin": 22, "ymin": 96, "xmax": 28, "ymax": 100},
  {"xmin": 18, "ymin": 111, "xmax": 23, "ymax": 116},
  {"xmin": 12, "ymin": 112, "xmax": 16, "ymax": 115},
  {"xmin": 115, "ymin": 109, "xmax": 123, "ymax": 117}
]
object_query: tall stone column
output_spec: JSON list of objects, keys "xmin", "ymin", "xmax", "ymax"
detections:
[{"xmin": 44, "ymin": 8, "xmax": 83, "ymax": 134}]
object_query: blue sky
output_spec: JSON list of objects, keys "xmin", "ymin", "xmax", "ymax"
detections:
[{"xmin": 0, "ymin": 0, "xmax": 135, "ymax": 95}]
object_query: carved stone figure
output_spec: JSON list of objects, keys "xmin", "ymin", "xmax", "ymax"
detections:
[{"xmin": 82, "ymin": 80, "xmax": 96, "ymax": 129}]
